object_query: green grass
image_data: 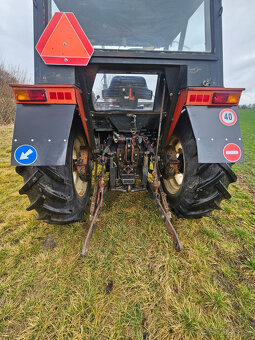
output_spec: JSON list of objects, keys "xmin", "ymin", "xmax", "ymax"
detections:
[
  {"xmin": 0, "ymin": 110, "xmax": 254, "ymax": 339},
  {"xmin": 234, "ymin": 109, "xmax": 255, "ymax": 191}
]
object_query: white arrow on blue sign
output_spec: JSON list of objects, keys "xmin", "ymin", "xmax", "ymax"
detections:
[{"xmin": 14, "ymin": 145, "xmax": 38, "ymax": 165}]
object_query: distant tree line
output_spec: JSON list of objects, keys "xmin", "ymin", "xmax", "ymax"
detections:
[{"xmin": 239, "ymin": 104, "xmax": 255, "ymax": 109}]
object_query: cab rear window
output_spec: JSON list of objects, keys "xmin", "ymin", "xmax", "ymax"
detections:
[{"xmin": 51, "ymin": 0, "xmax": 212, "ymax": 53}]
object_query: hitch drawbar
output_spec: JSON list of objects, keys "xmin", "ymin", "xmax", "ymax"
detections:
[
  {"xmin": 81, "ymin": 159, "xmax": 108, "ymax": 257},
  {"xmin": 147, "ymin": 182, "xmax": 183, "ymax": 252},
  {"xmin": 81, "ymin": 162, "xmax": 182, "ymax": 256}
]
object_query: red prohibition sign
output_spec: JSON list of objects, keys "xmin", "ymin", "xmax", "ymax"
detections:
[
  {"xmin": 223, "ymin": 143, "xmax": 241, "ymax": 162},
  {"xmin": 219, "ymin": 109, "xmax": 237, "ymax": 126}
]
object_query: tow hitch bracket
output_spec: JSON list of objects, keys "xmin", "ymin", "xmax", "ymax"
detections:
[{"xmin": 81, "ymin": 162, "xmax": 183, "ymax": 256}]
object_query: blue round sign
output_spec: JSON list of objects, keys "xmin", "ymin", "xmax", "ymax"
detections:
[{"xmin": 14, "ymin": 145, "xmax": 38, "ymax": 165}]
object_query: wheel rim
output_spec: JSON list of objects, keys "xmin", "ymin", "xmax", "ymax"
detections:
[
  {"xmin": 163, "ymin": 136, "xmax": 184, "ymax": 195},
  {"xmin": 72, "ymin": 135, "xmax": 88, "ymax": 197}
]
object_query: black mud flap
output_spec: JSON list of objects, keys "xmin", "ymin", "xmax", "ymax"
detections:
[
  {"xmin": 186, "ymin": 106, "xmax": 244, "ymax": 163},
  {"xmin": 11, "ymin": 104, "xmax": 76, "ymax": 166}
]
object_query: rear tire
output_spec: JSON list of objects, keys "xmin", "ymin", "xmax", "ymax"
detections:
[
  {"xmin": 160, "ymin": 112, "xmax": 237, "ymax": 218},
  {"xmin": 16, "ymin": 124, "xmax": 91, "ymax": 224}
]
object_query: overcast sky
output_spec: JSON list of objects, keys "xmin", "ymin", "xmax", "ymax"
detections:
[{"xmin": 0, "ymin": 0, "xmax": 254, "ymax": 104}]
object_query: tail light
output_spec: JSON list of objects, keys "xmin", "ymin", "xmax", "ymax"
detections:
[
  {"xmin": 212, "ymin": 92, "xmax": 241, "ymax": 105},
  {"xmin": 10, "ymin": 85, "xmax": 77, "ymax": 104},
  {"xmin": 14, "ymin": 89, "xmax": 47, "ymax": 102},
  {"xmin": 186, "ymin": 88, "xmax": 244, "ymax": 106}
]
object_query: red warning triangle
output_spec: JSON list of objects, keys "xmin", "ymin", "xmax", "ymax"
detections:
[{"xmin": 36, "ymin": 12, "xmax": 94, "ymax": 66}]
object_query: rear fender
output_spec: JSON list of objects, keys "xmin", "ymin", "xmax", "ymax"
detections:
[
  {"xmin": 186, "ymin": 106, "xmax": 244, "ymax": 163},
  {"xmin": 10, "ymin": 84, "xmax": 93, "ymax": 166},
  {"xmin": 11, "ymin": 104, "xmax": 76, "ymax": 166},
  {"xmin": 165, "ymin": 87, "xmax": 245, "ymax": 163}
]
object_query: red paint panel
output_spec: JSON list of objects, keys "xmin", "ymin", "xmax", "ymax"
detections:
[
  {"xmin": 75, "ymin": 88, "xmax": 91, "ymax": 147},
  {"xmin": 188, "ymin": 87, "xmax": 245, "ymax": 92},
  {"xmin": 165, "ymin": 90, "xmax": 188, "ymax": 146}
]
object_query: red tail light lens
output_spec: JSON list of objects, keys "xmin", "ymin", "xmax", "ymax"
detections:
[
  {"xmin": 188, "ymin": 94, "xmax": 211, "ymax": 104},
  {"xmin": 65, "ymin": 92, "xmax": 72, "ymax": 100},
  {"xmin": 14, "ymin": 89, "xmax": 47, "ymax": 102},
  {"xmin": 28, "ymin": 89, "xmax": 47, "ymax": 101},
  {"xmin": 203, "ymin": 95, "xmax": 210, "ymax": 102},
  {"xmin": 49, "ymin": 92, "xmax": 57, "ymax": 100},
  {"xmin": 213, "ymin": 93, "xmax": 229, "ymax": 104},
  {"xmin": 213, "ymin": 92, "xmax": 241, "ymax": 104},
  {"xmin": 57, "ymin": 92, "xmax": 65, "ymax": 100},
  {"xmin": 49, "ymin": 91, "xmax": 73, "ymax": 100}
]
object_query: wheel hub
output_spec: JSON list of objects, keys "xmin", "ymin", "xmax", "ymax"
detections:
[
  {"xmin": 72, "ymin": 136, "xmax": 89, "ymax": 197},
  {"xmin": 162, "ymin": 136, "xmax": 184, "ymax": 195}
]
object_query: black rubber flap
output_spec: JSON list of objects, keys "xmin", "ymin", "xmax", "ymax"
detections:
[
  {"xmin": 186, "ymin": 106, "xmax": 244, "ymax": 163},
  {"xmin": 11, "ymin": 104, "xmax": 76, "ymax": 166}
]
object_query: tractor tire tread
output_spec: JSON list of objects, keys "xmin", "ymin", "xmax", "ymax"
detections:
[
  {"xmin": 38, "ymin": 183, "xmax": 69, "ymax": 202},
  {"xmin": 16, "ymin": 166, "xmax": 26, "ymax": 175},
  {"xmin": 190, "ymin": 192, "xmax": 220, "ymax": 209},
  {"xmin": 197, "ymin": 163, "xmax": 211, "ymax": 175},
  {"xmin": 178, "ymin": 205, "xmax": 213, "ymax": 218},
  {"xmin": 215, "ymin": 181, "xmax": 232, "ymax": 199},
  {"xmin": 36, "ymin": 212, "xmax": 50, "ymax": 221},
  {"xmin": 218, "ymin": 163, "xmax": 237, "ymax": 183},
  {"xmin": 16, "ymin": 124, "xmax": 91, "ymax": 225},
  {"xmin": 196, "ymin": 171, "xmax": 224, "ymax": 191},
  {"xmin": 17, "ymin": 164, "xmax": 91, "ymax": 224},
  {"xmin": 19, "ymin": 170, "xmax": 43, "ymax": 195},
  {"xmin": 26, "ymin": 195, "xmax": 45, "ymax": 211},
  {"xmin": 42, "ymin": 204, "xmax": 72, "ymax": 215},
  {"xmin": 161, "ymin": 112, "xmax": 236, "ymax": 219},
  {"xmin": 38, "ymin": 166, "xmax": 69, "ymax": 184}
]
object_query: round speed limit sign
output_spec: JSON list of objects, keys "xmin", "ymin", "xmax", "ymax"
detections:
[{"xmin": 219, "ymin": 109, "xmax": 237, "ymax": 126}]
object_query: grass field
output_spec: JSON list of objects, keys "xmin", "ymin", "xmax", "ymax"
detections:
[{"xmin": 0, "ymin": 110, "xmax": 254, "ymax": 339}]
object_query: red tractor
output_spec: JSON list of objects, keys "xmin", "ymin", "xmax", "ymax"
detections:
[{"xmin": 11, "ymin": 0, "xmax": 244, "ymax": 255}]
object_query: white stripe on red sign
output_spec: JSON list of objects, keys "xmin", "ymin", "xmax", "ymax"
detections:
[
  {"xmin": 226, "ymin": 151, "xmax": 239, "ymax": 155},
  {"xmin": 223, "ymin": 143, "xmax": 241, "ymax": 162}
]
